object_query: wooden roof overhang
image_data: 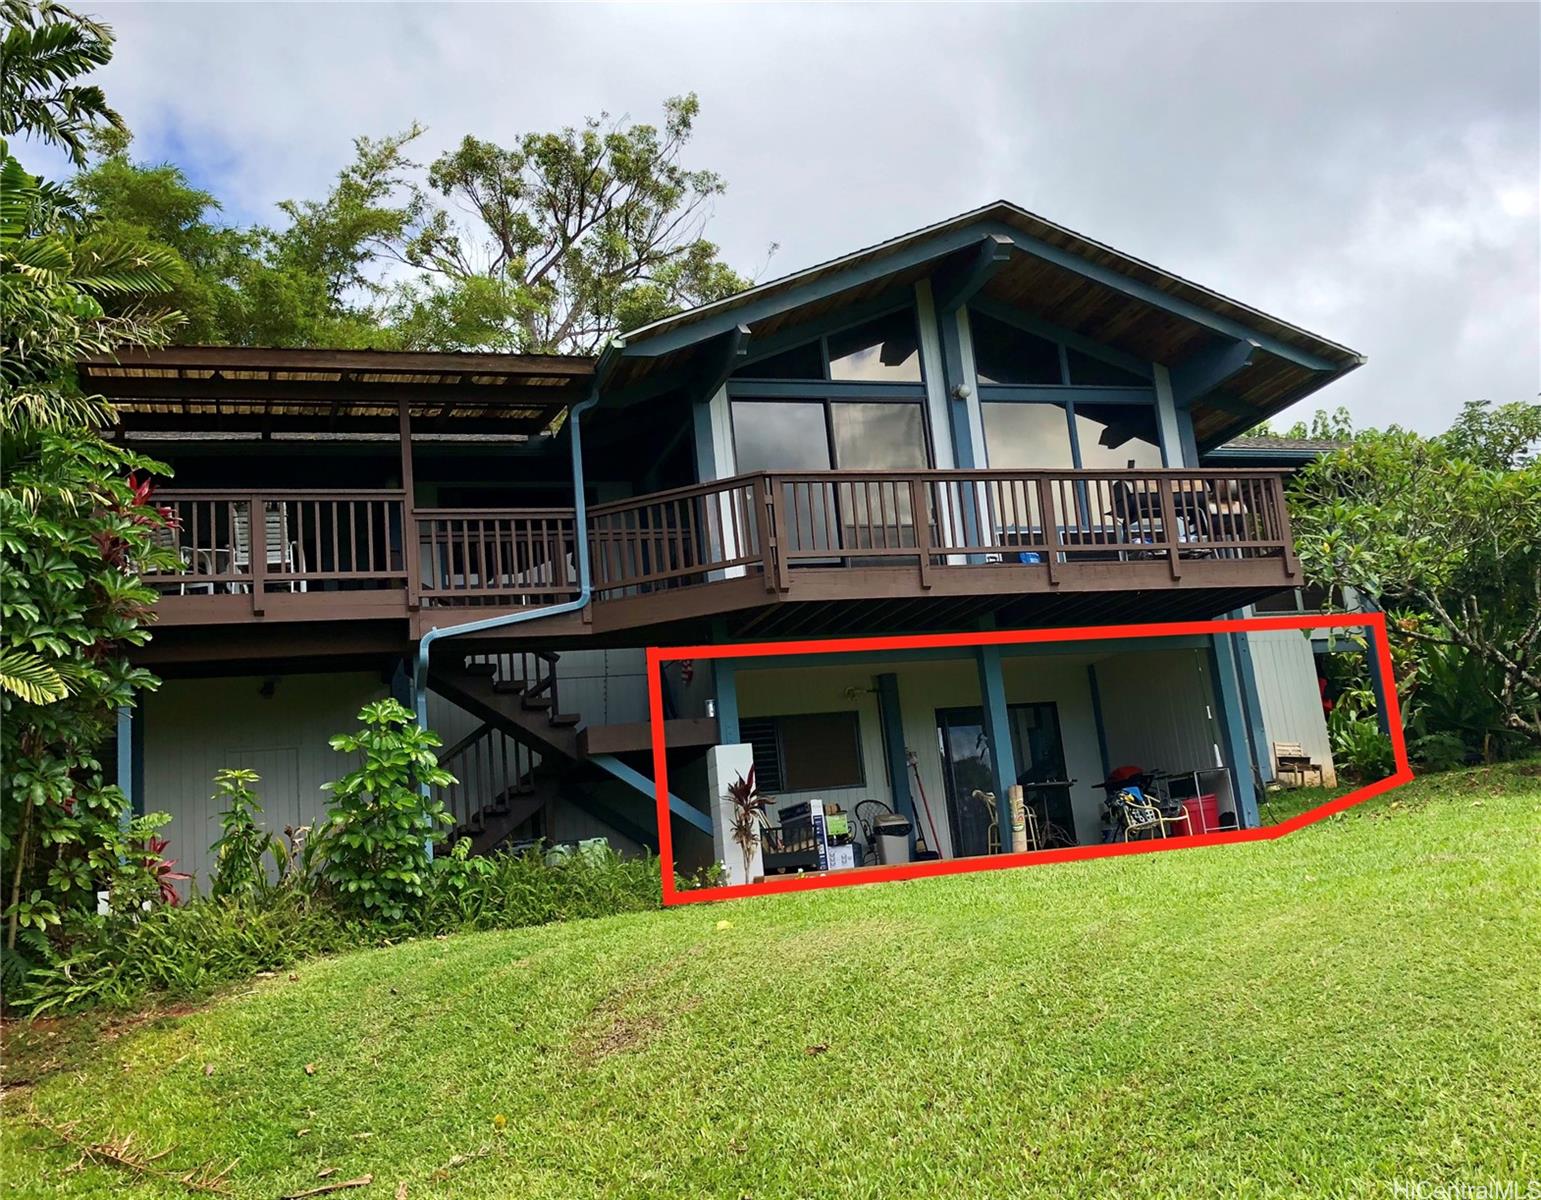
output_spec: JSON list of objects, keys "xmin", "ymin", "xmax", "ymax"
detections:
[
  {"xmin": 606, "ymin": 201, "xmax": 1365, "ymax": 448},
  {"xmin": 80, "ymin": 346, "xmax": 596, "ymax": 439}
]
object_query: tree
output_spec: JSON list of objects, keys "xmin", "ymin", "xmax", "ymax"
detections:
[
  {"xmin": 1, "ymin": 2, "xmax": 182, "ymax": 967},
  {"xmin": 330, "ymin": 95, "xmax": 752, "ymax": 352},
  {"xmin": 0, "ymin": 0, "xmax": 123, "ymax": 165},
  {"xmin": 1244, "ymin": 405, "xmax": 1356, "ymax": 441},
  {"xmin": 72, "ymin": 130, "xmax": 399, "ymax": 348},
  {"xmin": 1289, "ymin": 401, "xmax": 1541, "ymax": 741}
]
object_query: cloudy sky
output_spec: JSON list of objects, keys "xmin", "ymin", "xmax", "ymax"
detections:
[{"xmin": 35, "ymin": 2, "xmax": 1541, "ymax": 433}]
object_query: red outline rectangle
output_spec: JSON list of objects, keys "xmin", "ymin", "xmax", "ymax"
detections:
[{"xmin": 647, "ymin": 613, "xmax": 1413, "ymax": 905}]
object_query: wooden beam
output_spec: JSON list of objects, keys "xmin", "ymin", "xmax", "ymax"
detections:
[
  {"xmin": 931, "ymin": 233, "xmax": 1013, "ymax": 312},
  {"xmin": 91, "ymin": 377, "xmax": 583, "ymax": 406},
  {"xmin": 1170, "ymin": 338, "xmax": 1260, "ymax": 407},
  {"xmin": 81, "ymin": 346, "xmax": 595, "ymax": 378}
]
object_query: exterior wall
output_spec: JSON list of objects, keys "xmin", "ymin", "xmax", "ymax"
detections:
[
  {"xmin": 1245, "ymin": 629, "xmax": 1337, "ymax": 785},
  {"xmin": 1094, "ymin": 648, "xmax": 1224, "ymax": 774},
  {"xmin": 735, "ymin": 653, "xmax": 1107, "ymax": 856},
  {"xmin": 143, "ymin": 671, "xmax": 387, "ymax": 890}
]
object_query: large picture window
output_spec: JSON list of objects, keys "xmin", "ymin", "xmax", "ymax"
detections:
[
  {"xmin": 984, "ymin": 399, "xmax": 1162, "ymax": 470},
  {"xmin": 732, "ymin": 399, "xmax": 929, "ymax": 472}
]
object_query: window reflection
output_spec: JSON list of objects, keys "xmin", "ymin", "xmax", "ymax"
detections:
[
  {"xmin": 981, "ymin": 402, "xmax": 1075, "ymax": 469},
  {"xmin": 732, "ymin": 340, "xmax": 824, "ymax": 381},
  {"xmin": 1066, "ymin": 348, "xmax": 1147, "ymax": 388},
  {"xmin": 1073, "ymin": 404, "xmax": 1163, "ymax": 469},
  {"xmin": 827, "ymin": 310, "xmax": 922, "ymax": 382},
  {"xmin": 970, "ymin": 311, "xmax": 1062, "ymax": 386},
  {"xmin": 731, "ymin": 401, "xmax": 831, "ymax": 472},
  {"xmin": 830, "ymin": 402, "xmax": 927, "ymax": 469}
]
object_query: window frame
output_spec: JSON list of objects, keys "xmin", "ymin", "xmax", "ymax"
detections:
[
  {"xmin": 728, "ymin": 303, "xmax": 928, "ymax": 389},
  {"xmin": 742, "ymin": 710, "xmax": 867, "ymax": 794},
  {"xmin": 728, "ymin": 395, "xmax": 935, "ymax": 472}
]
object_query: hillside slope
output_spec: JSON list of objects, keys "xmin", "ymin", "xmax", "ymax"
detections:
[{"xmin": 5, "ymin": 765, "xmax": 1540, "ymax": 1198}]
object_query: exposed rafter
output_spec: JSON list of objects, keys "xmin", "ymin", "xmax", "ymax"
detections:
[{"xmin": 931, "ymin": 233, "xmax": 1014, "ymax": 312}]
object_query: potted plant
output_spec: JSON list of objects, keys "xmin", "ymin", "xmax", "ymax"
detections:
[{"xmin": 725, "ymin": 767, "xmax": 772, "ymax": 883}]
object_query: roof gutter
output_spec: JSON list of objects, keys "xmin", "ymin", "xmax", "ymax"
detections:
[{"xmin": 412, "ymin": 340, "xmax": 623, "ymax": 847}]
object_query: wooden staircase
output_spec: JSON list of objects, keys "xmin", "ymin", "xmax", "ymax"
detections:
[
  {"xmin": 426, "ymin": 649, "xmax": 720, "ymax": 855},
  {"xmin": 427, "ymin": 652, "xmax": 583, "ymax": 854}
]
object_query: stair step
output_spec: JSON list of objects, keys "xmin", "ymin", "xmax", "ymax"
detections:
[
  {"xmin": 521, "ymin": 696, "xmax": 553, "ymax": 711},
  {"xmin": 461, "ymin": 662, "xmax": 498, "ymax": 678},
  {"xmin": 492, "ymin": 679, "xmax": 526, "ymax": 695},
  {"xmin": 549, "ymin": 713, "xmax": 580, "ymax": 728}
]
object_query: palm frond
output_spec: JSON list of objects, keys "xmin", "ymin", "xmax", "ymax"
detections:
[{"xmin": 0, "ymin": 647, "xmax": 69, "ymax": 704}]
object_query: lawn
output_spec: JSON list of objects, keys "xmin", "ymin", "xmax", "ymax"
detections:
[{"xmin": 4, "ymin": 763, "xmax": 1539, "ymax": 1199}]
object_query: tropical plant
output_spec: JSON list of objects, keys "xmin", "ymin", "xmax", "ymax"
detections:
[
  {"xmin": 208, "ymin": 768, "xmax": 276, "ymax": 901},
  {"xmin": 724, "ymin": 767, "xmax": 772, "ymax": 883},
  {"xmin": 1, "ymin": 145, "xmax": 183, "ymax": 432},
  {"xmin": 315, "ymin": 700, "xmax": 456, "ymax": 922},
  {"xmin": 1290, "ymin": 401, "xmax": 1541, "ymax": 744},
  {"xmin": 0, "ymin": 0, "xmax": 123, "ymax": 165},
  {"xmin": 0, "ymin": 2, "xmax": 183, "ymax": 978}
]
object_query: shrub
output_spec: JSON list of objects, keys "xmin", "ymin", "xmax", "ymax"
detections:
[
  {"xmin": 11, "ymin": 841, "xmax": 676, "ymax": 1016},
  {"xmin": 208, "ymin": 768, "xmax": 275, "ymax": 901},
  {"xmin": 314, "ymin": 699, "xmax": 455, "ymax": 922}
]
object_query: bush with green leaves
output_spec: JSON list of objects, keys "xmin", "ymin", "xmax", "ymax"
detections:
[
  {"xmin": 11, "ymin": 840, "xmax": 681, "ymax": 1016},
  {"xmin": 315, "ymin": 699, "xmax": 456, "ymax": 922},
  {"xmin": 208, "ymin": 769, "xmax": 277, "ymax": 901}
]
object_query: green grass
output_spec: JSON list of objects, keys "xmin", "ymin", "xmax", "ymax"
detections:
[{"xmin": 5, "ymin": 763, "xmax": 1540, "ymax": 1198}]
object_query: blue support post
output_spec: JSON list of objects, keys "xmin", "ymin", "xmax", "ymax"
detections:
[
  {"xmin": 974, "ymin": 645, "xmax": 1018, "ymax": 850},
  {"xmin": 874, "ymin": 673, "xmax": 917, "ymax": 840},
  {"xmin": 1230, "ymin": 628, "xmax": 1274, "ymax": 784},
  {"xmin": 1208, "ymin": 636, "xmax": 1260, "ymax": 828},
  {"xmin": 115, "ymin": 703, "xmax": 136, "ymax": 831},
  {"xmin": 1086, "ymin": 665, "xmax": 1111, "ymax": 780},
  {"xmin": 713, "ymin": 657, "xmax": 740, "ymax": 746}
]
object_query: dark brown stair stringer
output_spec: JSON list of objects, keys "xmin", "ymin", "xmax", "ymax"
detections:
[{"xmin": 426, "ymin": 660, "xmax": 581, "ymax": 763}]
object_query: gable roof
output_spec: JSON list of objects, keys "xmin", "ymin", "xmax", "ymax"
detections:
[{"xmin": 613, "ymin": 200, "xmax": 1365, "ymax": 448}]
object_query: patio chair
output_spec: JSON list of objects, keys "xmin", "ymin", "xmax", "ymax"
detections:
[
  {"xmin": 148, "ymin": 524, "xmax": 203, "ymax": 595},
  {"xmin": 232, "ymin": 502, "xmax": 305, "ymax": 593},
  {"xmin": 854, "ymin": 800, "xmax": 893, "ymax": 865},
  {"xmin": 1273, "ymin": 741, "xmax": 1324, "ymax": 788},
  {"xmin": 1113, "ymin": 786, "xmax": 1164, "ymax": 841}
]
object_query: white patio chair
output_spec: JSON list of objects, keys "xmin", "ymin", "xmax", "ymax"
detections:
[{"xmin": 232, "ymin": 503, "xmax": 305, "ymax": 593}]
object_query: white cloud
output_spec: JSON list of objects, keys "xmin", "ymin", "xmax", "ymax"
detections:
[{"xmin": 50, "ymin": 0, "xmax": 1541, "ymax": 432}]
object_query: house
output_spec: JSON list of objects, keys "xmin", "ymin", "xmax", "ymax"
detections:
[{"xmin": 90, "ymin": 201, "xmax": 1381, "ymax": 887}]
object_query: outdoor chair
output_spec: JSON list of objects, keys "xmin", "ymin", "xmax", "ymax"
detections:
[
  {"xmin": 232, "ymin": 502, "xmax": 305, "ymax": 593},
  {"xmin": 1273, "ymin": 741, "xmax": 1324, "ymax": 787},
  {"xmin": 854, "ymin": 800, "xmax": 893, "ymax": 865}
]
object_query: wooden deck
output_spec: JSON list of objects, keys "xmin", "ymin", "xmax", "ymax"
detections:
[{"xmin": 143, "ymin": 467, "xmax": 1299, "ymax": 653}]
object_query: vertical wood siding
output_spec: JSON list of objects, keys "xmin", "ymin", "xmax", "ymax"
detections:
[
  {"xmin": 143, "ymin": 672, "xmax": 387, "ymax": 890},
  {"xmin": 1245, "ymin": 629, "xmax": 1337, "ymax": 785}
]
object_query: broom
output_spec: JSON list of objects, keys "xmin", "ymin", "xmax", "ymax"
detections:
[{"xmin": 905, "ymin": 748, "xmax": 944, "ymax": 855}]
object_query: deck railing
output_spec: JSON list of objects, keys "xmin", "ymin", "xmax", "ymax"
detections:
[
  {"xmin": 588, "ymin": 468, "xmax": 1297, "ymax": 595},
  {"xmin": 146, "ymin": 490, "xmax": 407, "ymax": 612},
  {"xmin": 414, "ymin": 508, "xmax": 580, "ymax": 608},
  {"xmin": 146, "ymin": 469, "xmax": 1296, "ymax": 612}
]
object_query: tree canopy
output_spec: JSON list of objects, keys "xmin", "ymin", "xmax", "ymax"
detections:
[
  {"xmin": 1289, "ymin": 401, "xmax": 1541, "ymax": 744},
  {"xmin": 67, "ymin": 95, "xmax": 753, "ymax": 352}
]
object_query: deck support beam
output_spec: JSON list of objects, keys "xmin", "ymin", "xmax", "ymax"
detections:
[
  {"xmin": 974, "ymin": 644, "xmax": 1018, "ymax": 850},
  {"xmin": 590, "ymin": 752, "xmax": 713, "ymax": 835},
  {"xmin": 1208, "ymin": 634, "xmax": 1260, "ymax": 828},
  {"xmin": 875, "ymin": 672, "xmax": 917, "ymax": 845}
]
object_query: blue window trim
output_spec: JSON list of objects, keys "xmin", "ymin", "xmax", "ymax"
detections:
[
  {"xmin": 978, "ymin": 389, "xmax": 1170, "ymax": 468},
  {"xmin": 968, "ymin": 298, "xmax": 1155, "ymax": 382},
  {"xmin": 727, "ymin": 390, "xmax": 937, "ymax": 470},
  {"xmin": 730, "ymin": 301, "xmax": 927, "ymax": 386}
]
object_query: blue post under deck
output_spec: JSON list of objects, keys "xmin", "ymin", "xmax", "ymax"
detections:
[
  {"xmin": 1208, "ymin": 634, "xmax": 1260, "ymax": 828},
  {"xmin": 974, "ymin": 645, "xmax": 1019, "ymax": 851}
]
